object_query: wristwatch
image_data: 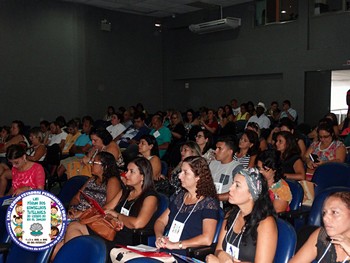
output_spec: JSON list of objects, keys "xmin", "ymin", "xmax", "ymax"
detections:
[{"xmin": 178, "ymin": 241, "xmax": 183, "ymax": 249}]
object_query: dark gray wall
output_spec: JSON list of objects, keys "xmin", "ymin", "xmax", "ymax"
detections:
[
  {"xmin": 161, "ymin": 1, "xmax": 350, "ymax": 125},
  {"xmin": 1, "ymin": 0, "xmax": 350, "ymax": 127},
  {"xmin": 0, "ymin": 0, "xmax": 162, "ymax": 126}
]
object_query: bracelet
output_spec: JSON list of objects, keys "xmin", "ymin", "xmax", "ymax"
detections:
[{"xmin": 178, "ymin": 241, "xmax": 183, "ymax": 249}]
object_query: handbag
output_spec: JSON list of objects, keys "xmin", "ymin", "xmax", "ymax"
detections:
[{"xmin": 79, "ymin": 206, "xmax": 123, "ymax": 241}]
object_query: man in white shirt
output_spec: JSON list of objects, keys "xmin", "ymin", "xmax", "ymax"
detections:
[
  {"xmin": 106, "ymin": 113, "xmax": 126, "ymax": 141},
  {"xmin": 209, "ymin": 136, "xmax": 243, "ymax": 202},
  {"xmin": 279, "ymin": 99, "xmax": 298, "ymax": 123},
  {"xmin": 47, "ymin": 121, "xmax": 67, "ymax": 151},
  {"xmin": 246, "ymin": 102, "xmax": 271, "ymax": 130}
]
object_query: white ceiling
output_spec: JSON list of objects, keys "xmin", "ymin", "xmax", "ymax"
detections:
[{"xmin": 61, "ymin": 0, "xmax": 252, "ymax": 18}]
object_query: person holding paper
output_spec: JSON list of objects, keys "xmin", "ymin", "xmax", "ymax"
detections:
[{"xmin": 154, "ymin": 156, "xmax": 219, "ymax": 257}]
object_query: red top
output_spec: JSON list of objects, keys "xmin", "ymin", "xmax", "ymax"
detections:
[{"xmin": 12, "ymin": 162, "xmax": 45, "ymax": 192}]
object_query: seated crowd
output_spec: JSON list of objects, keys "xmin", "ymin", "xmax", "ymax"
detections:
[{"xmin": 0, "ymin": 99, "xmax": 349, "ymax": 263}]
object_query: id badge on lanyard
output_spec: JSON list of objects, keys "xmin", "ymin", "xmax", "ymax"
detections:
[
  {"xmin": 214, "ymin": 182, "xmax": 223, "ymax": 194},
  {"xmin": 226, "ymin": 243, "xmax": 239, "ymax": 260},
  {"xmin": 168, "ymin": 220, "xmax": 184, "ymax": 242},
  {"xmin": 120, "ymin": 207, "xmax": 130, "ymax": 216}
]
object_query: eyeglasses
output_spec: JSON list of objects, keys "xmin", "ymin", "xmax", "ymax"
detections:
[
  {"xmin": 257, "ymin": 166, "xmax": 271, "ymax": 172},
  {"xmin": 318, "ymin": 134, "xmax": 331, "ymax": 139},
  {"xmin": 92, "ymin": 161, "xmax": 103, "ymax": 165}
]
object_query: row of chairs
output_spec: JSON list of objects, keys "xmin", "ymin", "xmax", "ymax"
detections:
[{"xmin": 0, "ymin": 162, "xmax": 349, "ymax": 263}]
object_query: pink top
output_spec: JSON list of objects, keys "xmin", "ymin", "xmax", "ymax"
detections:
[{"xmin": 12, "ymin": 162, "xmax": 45, "ymax": 192}]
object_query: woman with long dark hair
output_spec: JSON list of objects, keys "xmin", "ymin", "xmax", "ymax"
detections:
[
  {"xmin": 54, "ymin": 157, "xmax": 158, "ymax": 261},
  {"xmin": 138, "ymin": 134, "xmax": 161, "ymax": 181},
  {"xmin": 275, "ymin": 131, "xmax": 305, "ymax": 180},
  {"xmin": 256, "ymin": 149, "xmax": 292, "ymax": 213},
  {"xmin": 206, "ymin": 167, "xmax": 277, "ymax": 263}
]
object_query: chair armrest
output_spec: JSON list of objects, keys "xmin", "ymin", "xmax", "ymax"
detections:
[
  {"xmin": 0, "ymin": 242, "xmax": 11, "ymax": 254},
  {"xmin": 132, "ymin": 228, "xmax": 155, "ymax": 245},
  {"xmin": 186, "ymin": 244, "xmax": 216, "ymax": 261}
]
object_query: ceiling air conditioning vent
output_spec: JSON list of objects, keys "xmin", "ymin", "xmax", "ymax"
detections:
[{"xmin": 189, "ymin": 17, "xmax": 241, "ymax": 34}]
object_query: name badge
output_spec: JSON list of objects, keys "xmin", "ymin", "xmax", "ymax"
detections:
[
  {"xmin": 226, "ymin": 243, "xmax": 239, "ymax": 260},
  {"xmin": 168, "ymin": 220, "xmax": 184, "ymax": 242},
  {"xmin": 153, "ymin": 130, "xmax": 160, "ymax": 138},
  {"xmin": 120, "ymin": 207, "xmax": 130, "ymax": 216},
  {"xmin": 214, "ymin": 182, "xmax": 223, "ymax": 194}
]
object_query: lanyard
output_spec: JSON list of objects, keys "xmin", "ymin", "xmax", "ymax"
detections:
[
  {"xmin": 225, "ymin": 210, "xmax": 246, "ymax": 249},
  {"xmin": 317, "ymin": 242, "xmax": 349, "ymax": 263},
  {"xmin": 121, "ymin": 198, "xmax": 135, "ymax": 212},
  {"xmin": 173, "ymin": 193, "xmax": 200, "ymax": 225}
]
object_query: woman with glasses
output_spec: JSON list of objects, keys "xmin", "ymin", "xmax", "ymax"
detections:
[
  {"xmin": 0, "ymin": 144, "xmax": 45, "ymax": 197},
  {"xmin": 195, "ymin": 130, "xmax": 215, "ymax": 164},
  {"xmin": 257, "ymin": 149, "xmax": 292, "ymax": 213},
  {"xmin": 305, "ymin": 122, "xmax": 346, "ymax": 175},
  {"xmin": 54, "ymin": 157, "xmax": 157, "ymax": 262},
  {"xmin": 68, "ymin": 151, "xmax": 123, "ymax": 219}
]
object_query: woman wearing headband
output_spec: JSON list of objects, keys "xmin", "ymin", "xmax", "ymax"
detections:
[
  {"xmin": 289, "ymin": 192, "xmax": 350, "ymax": 263},
  {"xmin": 206, "ymin": 167, "xmax": 277, "ymax": 263}
]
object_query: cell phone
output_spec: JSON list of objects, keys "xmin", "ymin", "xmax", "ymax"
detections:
[{"xmin": 309, "ymin": 153, "xmax": 319, "ymax": 163}]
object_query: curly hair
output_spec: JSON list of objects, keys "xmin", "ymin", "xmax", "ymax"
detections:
[
  {"xmin": 226, "ymin": 172, "xmax": 275, "ymax": 245},
  {"xmin": 182, "ymin": 156, "xmax": 217, "ymax": 199},
  {"xmin": 256, "ymin": 149, "xmax": 284, "ymax": 183}
]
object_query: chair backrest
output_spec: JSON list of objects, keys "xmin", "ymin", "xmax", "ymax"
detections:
[
  {"xmin": 57, "ymin": 175, "xmax": 89, "ymax": 208},
  {"xmin": 160, "ymin": 161, "xmax": 168, "ymax": 177},
  {"xmin": 308, "ymin": 186, "xmax": 350, "ymax": 226},
  {"xmin": 213, "ymin": 208, "xmax": 225, "ymax": 243},
  {"xmin": 285, "ymin": 179, "xmax": 304, "ymax": 211},
  {"xmin": 5, "ymin": 244, "xmax": 53, "ymax": 263},
  {"xmin": 311, "ymin": 163, "xmax": 350, "ymax": 197},
  {"xmin": 53, "ymin": 236, "xmax": 106, "ymax": 263},
  {"xmin": 0, "ymin": 196, "xmax": 12, "ymax": 243},
  {"xmin": 156, "ymin": 193, "xmax": 169, "ymax": 218},
  {"xmin": 274, "ymin": 218, "xmax": 297, "ymax": 263}
]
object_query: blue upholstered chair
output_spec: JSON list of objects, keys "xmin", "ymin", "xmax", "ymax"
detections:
[
  {"xmin": 52, "ymin": 236, "xmax": 106, "ymax": 263},
  {"xmin": 286, "ymin": 179, "xmax": 304, "ymax": 211},
  {"xmin": 311, "ymin": 162, "xmax": 350, "ymax": 197},
  {"xmin": 56, "ymin": 175, "xmax": 89, "ymax": 209},
  {"xmin": 1, "ymin": 243, "xmax": 53, "ymax": 263},
  {"xmin": 308, "ymin": 186, "xmax": 350, "ymax": 226},
  {"xmin": 274, "ymin": 218, "xmax": 297, "ymax": 263}
]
